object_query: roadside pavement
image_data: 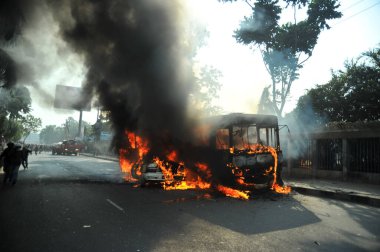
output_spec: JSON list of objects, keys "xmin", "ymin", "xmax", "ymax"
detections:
[
  {"xmin": 286, "ymin": 178, "xmax": 380, "ymax": 208},
  {"xmin": 80, "ymin": 152, "xmax": 380, "ymax": 207}
]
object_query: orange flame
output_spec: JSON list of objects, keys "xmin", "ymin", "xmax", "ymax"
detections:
[
  {"xmin": 119, "ymin": 132, "xmax": 291, "ymax": 199},
  {"xmin": 217, "ymin": 185, "xmax": 249, "ymax": 200},
  {"xmin": 273, "ymin": 183, "xmax": 292, "ymax": 194},
  {"xmin": 119, "ymin": 149, "xmax": 137, "ymax": 181},
  {"xmin": 119, "ymin": 131, "xmax": 151, "ymax": 182},
  {"xmin": 156, "ymin": 158, "xmax": 211, "ymax": 191},
  {"xmin": 166, "ymin": 150, "xmax": 178, "ymax": 162},
  {"xmin": 229, "ymin": 144, "xmax": 291, "ymax": 194}
]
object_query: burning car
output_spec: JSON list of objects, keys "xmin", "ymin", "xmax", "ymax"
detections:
[
  {"xmin": 139, "ymin": 162, "xmax": 165, "ymax": 187},
  {"xmin": 135, "ymin": 159, "xmax": 185, "ymax": 187},
  {"xmin": 119, "ymin": 113, "xmax": 290, "ymax": 199}
]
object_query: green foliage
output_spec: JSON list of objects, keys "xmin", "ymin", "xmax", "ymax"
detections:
[
  {"xmin": 39, "ymin": 117, "xmax": 93, "ymax": 144},
  {"xmin": 283, "ymin": 0, "xmax": 308, "ymax": 8},
  {"xmin": 39, "ymin": 125, "xmax": 65, "ymax": 144},
  {"xmin": 0, "ymin": 117, "xmax": 23, "ymax": 142},
  {"xmin": 361, "ymin": 47, "xmax": 380, "ymax": 69},
  {"xmin": 288, "ymin": 46, "xmax": 380, "ymax": 127},
  {"xmin": 0, "ymin": 85, "xmax": 31, "ymax": 118},
  {"xmin": 7, "ymin": 86, "xmax": 32, "ymax": 118},
  {"xmin": 0, "ymin": 84, "xmax": 33, "ymax": 141},
  {"xmin": 224, "ymin": 0, "xmax": 342, "ymax": 116},
  {"xmin": 235, "ymin": 0, "xmax": 281, "ymax": 47},
  {"xmin": 63, "ymin": 117, "xmax": 79, "ymax": 140},
  {"xmin": 21, "ymin": 114, "xmax": 42, "ymax": 143},
  {"xmin": 307, "ymin": 0, "xmax": 342, "ymax": 29}
]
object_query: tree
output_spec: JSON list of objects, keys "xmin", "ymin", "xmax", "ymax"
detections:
[
  {"xmin": 0, "ymin": 85, "xmax": 31, "ymax": 118},
  {"xmin": 0, "ymin": 117, "xmax": 23, "ymax": 142},
  {"xmin": 40, "ymin": 125, "xmax": 65, "ymax": 144},
  {"xmin": 20, "ymin": 114, "xmax": 42, "ymax": 143},
  {"xmin": 39, "ymin": 117, "xmax": 93, "ymax": 144},
  {"xmin": 4, "ymin": 86, "xmax": 31, "ymax": 118},
  {"xmin": 220, "ymin": 0, "xmax": 342, "ymax": 117},
  {"xmin": 0, "ymin": 85, "xmax": 33, "ymax": 141},
  {"xmin": 287, "ymin": 46, "xmax": 380, "ymax": 127},
  {"xmin": 63, "ymin": 117, "xmax": 80, "ymax": 140}
]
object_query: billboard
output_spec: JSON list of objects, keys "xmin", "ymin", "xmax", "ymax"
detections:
[
  {"xmin": 100, "ymin": 131, "xmax": 113, "ymax": 141},
  {"xmin": 54, "ymin": 85, "xmax": 91, "ymax": 111}
]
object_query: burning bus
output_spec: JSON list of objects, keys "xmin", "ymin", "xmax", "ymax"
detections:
[
  {"xmin": 119, "ymin": 113, "xmax": 290, "ymax": 199},
  {"xmin": 198, "ymin": 113, "xmax": 285, "ymax": 190}
]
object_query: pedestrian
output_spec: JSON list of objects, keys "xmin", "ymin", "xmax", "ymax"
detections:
[
  {"xmin": 34, "ymin": 145, "xmax": 38, "ymax": 155},
  {"xmin": 8, "ymin": 144, "xmax": 23, "ymax": 185},
  {"xmin": 0, "ymin": 142, "xmax": 15, "ymax": 185},
  {"xmin": 21, "ymin": 145, "xmax": 32, "ymax": 169}
]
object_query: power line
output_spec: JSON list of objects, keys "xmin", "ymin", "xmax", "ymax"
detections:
[
  {"xmin": 332, "ymin": 1, "xmax": 380, "ymax": 27},
  {"xmin": 341, "ymin": 0, "xmax": 372, "ymax": 12}
]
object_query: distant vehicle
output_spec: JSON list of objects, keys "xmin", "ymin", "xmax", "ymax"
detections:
[
  {"xmin": 52, "ymin": 140, "xmax": 83, "ymax": 156},
  {"xmin": 51, "ymin": 142, "xmax": 63, "ymax": 155}
]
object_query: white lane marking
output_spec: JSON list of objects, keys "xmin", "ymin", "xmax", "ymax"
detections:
[{"xmin": 106, "ymin": 199, "xmax": 124, "ymax": 212}]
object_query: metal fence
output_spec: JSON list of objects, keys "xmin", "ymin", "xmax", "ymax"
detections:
[
  {"xmin": 286, "ymin": 130, "xmax": 380, "ymax": 176},
  {"xmin": 288, "ymin": 138, "xmax": 313, "ymax": 169},
  {"xmin": 348, "ymin": 138, "xmax": 380, "ymax": 173},
  {"xmin": 316, "ymin": 139, "xmax": 342, "ymax": 171}
]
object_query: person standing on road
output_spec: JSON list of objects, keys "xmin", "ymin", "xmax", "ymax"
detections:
[
  {"xmin": 0, "ymin": 142, "xmax": 15, "ymax": 185},
  {"xmin": 0, "ymin": 142, "xmax": 23, "ymax": 186},
  {"xmin": 21, "ymin": 145, "xmax": 32, "ymax": 169},
  {"xmin": 8, "ymin": 144, "xmax": 23, "ymax": 185}
]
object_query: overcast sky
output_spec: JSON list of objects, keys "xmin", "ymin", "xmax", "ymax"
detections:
[{"xmin": 23, "ymin": 0, "xmax": 380, "ymax": 128}]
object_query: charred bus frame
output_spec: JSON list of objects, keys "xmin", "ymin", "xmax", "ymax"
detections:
[{"xmin": 200, "ymin": 113, "xmax": 284, "ymax": 189}]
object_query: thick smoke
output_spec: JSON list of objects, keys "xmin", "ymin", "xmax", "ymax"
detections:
[
  {"xmin": 1, "ymin": 0, "xmax": 198, "ymax": 154},
  {"xmin": 48, "ymin": 0, "xmax": 196, "ymax": 153},
  {"xmin": 0, "ymin": 49, "xmax": 16, "ymax": 88},
  {"xmin": 0, "ymin": 0, "xmax": 25, "ymax": 88},
  {"xmin": 0, "ymin": 0, "xmax": 84, "ymax": 108}
]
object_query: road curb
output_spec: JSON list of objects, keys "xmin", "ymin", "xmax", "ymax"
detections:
[
  {"xmin": 80, "ymin": 153, "xmax": 118, "ymax": 162},
  {"xmin": 292, "ymin": 186, "xmax": 380, "ymax": 208}
]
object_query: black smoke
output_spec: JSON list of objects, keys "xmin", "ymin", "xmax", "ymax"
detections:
[
  {"xmin": 50, "ymin": 0, "xmax": 196, "ymax": 153},
  {"xmin": 0, "ymin": 0, "xmax": 24, "ymax": 88},
  {"xmin": 0, "ymin": 49, "xmax": 17, "ymax": 88},
  {"xmin": 2, "ymin": 0, "xmax": 198, "ymax": 154}
]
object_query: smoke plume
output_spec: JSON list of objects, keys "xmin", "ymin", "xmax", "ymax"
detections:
[
  {"xmin": 2, "ymin": 0, "xmax": 199, "ymax": 154},
  {"xmin": 51, "ymin": 0, "xmax": 196, "ymax": 152}
]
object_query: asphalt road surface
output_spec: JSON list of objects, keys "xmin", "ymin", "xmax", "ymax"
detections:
[{"xmin": 0, "ymin": 153, "xmax": 379, "ymax": 252}]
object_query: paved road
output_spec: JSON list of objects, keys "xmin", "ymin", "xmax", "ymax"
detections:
[{"xmin": 0, "ymin": 153, "xmax": 379, "ymax": 252}]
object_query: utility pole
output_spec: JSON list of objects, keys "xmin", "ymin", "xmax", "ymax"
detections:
[{"xmin": 78, "ymin": 109, "xmax": 83, "ymax": 139}]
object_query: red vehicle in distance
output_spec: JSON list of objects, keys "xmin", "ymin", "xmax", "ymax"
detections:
[{"xmin": 52, "ymin": 140, "xmax": 83, "ymax": 156}]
